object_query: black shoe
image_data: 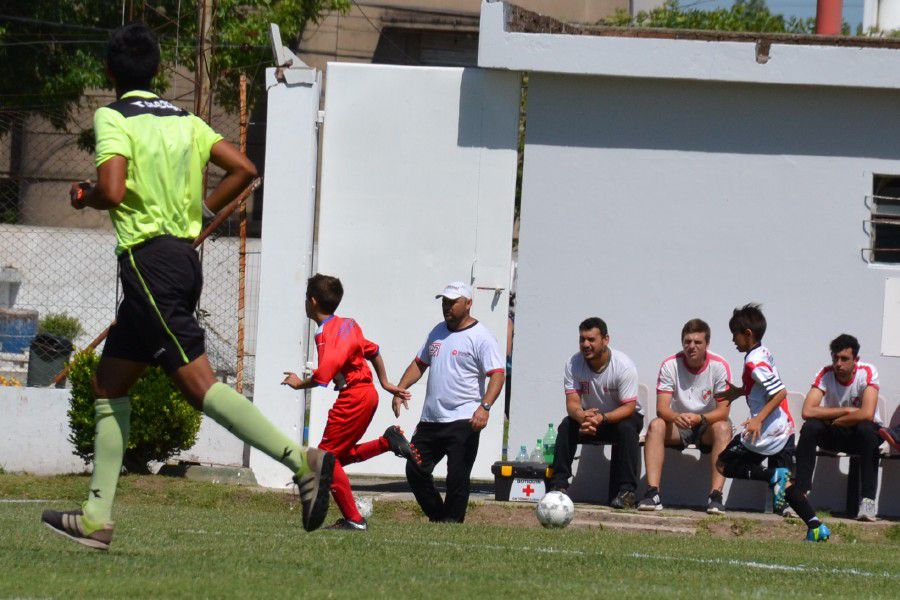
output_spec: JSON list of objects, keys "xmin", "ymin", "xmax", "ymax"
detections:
[
  {"xmin": 610, "ymin": 489, "xmax": 636, "ymax": 510},
  {"xmin": 637, "ymin": 487, "xmax": 663, "ymax": 512},
  {"xmin": 293, "ymin": 448, "xmax": 335, "ymax": 532},
  {"xmin": 706, "ymin": 490, "xmax": 725, "ymax": 515},
  {"xmin": 383, "ymin": 426, "xmax": 422, "ymax": 466},
  {"xmin": 326, "ymin": 518, "xmax": 368, "ymax": 531},
  {"xmin": 41, "ymin": 509, "xmax": 113, "ymax": 551}
]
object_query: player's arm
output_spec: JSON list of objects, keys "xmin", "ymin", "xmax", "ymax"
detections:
[
  {"xmin": 204, "ymin": 139, "xmax": 258, "ymax": 213},
  {"xmin": 715, "ymin": 382, "xmax": 744, "ymax": 403},
  {"xmin": 744, "ymin": 389, "xmax": 786, "ymax": 442},
  {"xmin": 702, "ymin": 397, "xmax": 731, "ymax": 425},
  {"xmin": 70, "ymin": 156, "xmax": 127, "ymax": 210},
  {"xmin": 832, "ymin": 385, "xmax": 878, "ymax": 426},
  {"xmin": 368, "ymin": 353, "xmax": 411, "ymax": 400},
  {"xmin": 801, "ymin": 387, "xmax": 850, "ymax": 421},
  {"xmin": 392, "ymin": 359, "xmax": 427, "ymax": 417},
  {"xmin": 598, "ymin": 399, "xmax": 636, "ymax": 425},
  {"xmin": 470, "ymin": 370, "xmax": 505, "ymax": 432},
  {"xmin": 655, "ymin": 391, "xmax": 679, "ymax": 424},
  {"xmin": 281, "ymin": 371, "xmax": 318, "ymax": 390}
]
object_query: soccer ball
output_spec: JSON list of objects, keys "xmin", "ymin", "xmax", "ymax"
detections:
[
  {"xmin": 355, "ymin": 496, "xmax": 373, "ymax": 519},
  {"xmin": 535, "ymin": 491, "xmax": 574, "ymax": 528}
]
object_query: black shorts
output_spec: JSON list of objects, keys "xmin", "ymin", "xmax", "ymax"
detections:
[
  {"xmin": 102, "ymin": 235, "xmax": 205, "ymax": 374},
  {"xmin": 719, "ymin": 433, "xmax": 795, "ymax": 471}
]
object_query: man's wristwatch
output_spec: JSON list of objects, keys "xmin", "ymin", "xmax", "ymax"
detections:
[{"xmin": 479, "ymin": 401, "xmax": 491, "ymax": 412}]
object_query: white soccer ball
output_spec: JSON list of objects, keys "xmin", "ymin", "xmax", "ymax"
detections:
[
  {"xmin": 535, "ymin": 491, "xmax": 574, "ymax": 528},
  {"xmin": 355, "ymin": 496, "xmax": 373, "ymax": 519}
]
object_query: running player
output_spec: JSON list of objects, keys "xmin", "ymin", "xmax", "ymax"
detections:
[
  {"xmin": 281, "ymin": 274, "xmax": 420, "ymax": 530},
  {"xmin": 716, "ymin": 304, "xmax": 830, "ymax": 542},
  {"xmin": 41, "ymin": 23, "xmax": 334, "ymax": 550}
]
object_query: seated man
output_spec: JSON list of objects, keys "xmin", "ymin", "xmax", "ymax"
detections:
[
  {"xmin": 548, "ymin": 317, "xmax": 643, "ymax": 509},
  {"xmin": 795, "ymin": 334, "xmax": 882, "ymax": 521},
  {"xmin": 638, "ymin": 319, "xmax": 733, "ymax": 514}
]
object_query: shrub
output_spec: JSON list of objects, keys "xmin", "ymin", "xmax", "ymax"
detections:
[
  {"xmin": 39, "ymin": 313, "xmax": 84, "ymax": 341},
  {"xmin": 67, "ymin": 349, "xmax": 202, "ymax": 473}
]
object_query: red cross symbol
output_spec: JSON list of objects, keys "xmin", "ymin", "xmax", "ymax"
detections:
[{"xmin": 522, "ymin": 484, "xmax": 535, "ymax": 497}]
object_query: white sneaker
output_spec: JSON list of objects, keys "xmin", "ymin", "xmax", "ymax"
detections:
[{"xmin": 857, "ymin": 497, "xmax": 877, "ymax": 522}]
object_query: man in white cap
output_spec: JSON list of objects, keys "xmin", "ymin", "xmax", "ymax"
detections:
[{"xmin": 392, "ymin": 281, "xmax": 505, "ymax": 522}]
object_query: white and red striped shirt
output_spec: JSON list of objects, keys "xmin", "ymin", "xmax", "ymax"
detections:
[
  {"xmin": 811, "ymin": 361, "xmax": 882, "ymax": 425},
  {"xmin": 740, "ymin": 345, "xmax": 794, "ymax": 455},
  {"xmin": 657, "ymin": 351, "xmax": 731, "ymax": 414}
]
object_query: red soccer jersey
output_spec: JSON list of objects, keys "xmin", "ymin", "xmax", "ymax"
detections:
[{"xmin": 312, "ymin": 316, "xmax": 380, "ymax": 390}]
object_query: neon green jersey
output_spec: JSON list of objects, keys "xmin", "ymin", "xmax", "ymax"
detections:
[{"xmin": 93, "ymin": 90, "xmax": 223, "ymax": 254}]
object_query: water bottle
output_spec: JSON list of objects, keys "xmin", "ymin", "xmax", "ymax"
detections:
[
  {"xmin": 529, "ymin": 438, "xmax": 545, "ymax": 463},
  {"xmin": 542, "ymin": 423, "xmax": 557, "ymax": 464},
  {"xmin": 515, "ymin": 445, "xmax": 528, "ymax": 462}
]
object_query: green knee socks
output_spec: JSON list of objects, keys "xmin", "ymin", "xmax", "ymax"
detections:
[
  {"xmin": 82, "ymin": 397, "xmax": 131, "ymax": 528},
  {"xmin": 202, "ymin": 382, "xmax": 308, "ymax": 475}
]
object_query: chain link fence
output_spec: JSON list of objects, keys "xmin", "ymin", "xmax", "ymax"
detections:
[{"xmin": 0, "ymin": 94, "xmax": 259, "ymax": 395}]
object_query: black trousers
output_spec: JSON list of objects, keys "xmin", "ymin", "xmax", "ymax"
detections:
[
  {"xmin": 406, "ymin": 419, "xmax": 481, "ymax": 523},
  {"xmin": 795, "ymin": 418, "xmax": 881, "ymax": 499},
  {"xmin": 549, "ymin": 412, "xmax": 643, "ymax": 499}
]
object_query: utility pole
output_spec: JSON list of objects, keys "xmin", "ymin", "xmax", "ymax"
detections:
[{"xmin": 194, "ymin": 0, "xmax": 214, "ymax": 124}]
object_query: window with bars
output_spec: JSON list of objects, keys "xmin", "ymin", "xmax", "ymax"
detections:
[{"xmin": 870, "ymin": 175, "xmax": 900, "ymax": 264}]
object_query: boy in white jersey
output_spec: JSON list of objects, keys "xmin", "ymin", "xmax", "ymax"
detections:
[
  {"xmin": 796, "ymin": 334, "xmax": 882, "ymax": 521},
  {"xmin": 716, "ymin": 304, "xmax": 830, "ymax": 542},
  {"xmin": 638, "ymin": 319, "xmax": 733, "ymax": 514},
  {"xmin": 548, "ymin": 317, "xmax": 643, "ymax": 509}
]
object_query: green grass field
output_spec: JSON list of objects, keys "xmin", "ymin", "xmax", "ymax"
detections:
[{"xmin": 0, "ymin": 474, "xmax": 897, "ymax": 598}]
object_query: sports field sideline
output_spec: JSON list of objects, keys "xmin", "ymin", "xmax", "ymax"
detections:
[{"xmin": 1, "ymin": 473, "xmax": 897, "ymax": 598}]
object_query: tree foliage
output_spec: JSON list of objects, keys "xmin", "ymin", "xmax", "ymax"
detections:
[
  {"xmin": 0, "ymin": 0, "xmax": 349, "ymax": 133},
  {"xmin": 603, "ymin": 0, "xmax": 844, "ymax": 35}
]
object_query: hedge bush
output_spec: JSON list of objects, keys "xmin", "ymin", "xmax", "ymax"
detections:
[{"xmin": 67, "ymin": 349, "xmax": 202, "ymax": 473}]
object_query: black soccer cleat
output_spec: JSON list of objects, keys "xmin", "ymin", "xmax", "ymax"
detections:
[
  {"xmin": 293, "ymin": 448, "xmax": 335, "ymax": 532},
  {"xmin": 325, "ymin": 518, "xmax": 368, "ymax": 531},
  {"xmin": 610, "ymin": 489, "xmax": 636, "ymax": 510},
  {"xmin": 706, "ymin": 490, "xmax": 726, "ymax": 515},
  {"xmin": 383, "ymin": 426, "xmax": 422, "ymax": 466}
]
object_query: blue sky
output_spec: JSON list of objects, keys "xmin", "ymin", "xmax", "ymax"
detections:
[{"xmin": 696, "ymin": 1, "xmax": 865, "ymax": 28}]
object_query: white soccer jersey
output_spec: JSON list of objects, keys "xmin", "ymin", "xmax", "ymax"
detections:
[
  {"xmin": 564, "ymin": 348, "xmax": 642, "ymax": 414},
  {"xmin": 416, "ymin": 321, "xmax": 504, "ymax": 423},
  {"xmin": 740, "ymin": 345, "xmax": 794, "ymax": 455},
  {"xmin": 811, "ymin": 361, "xmax": 882, "ymax": 425},
  {"xmin": 657, "ymin": 351, "xmax": 731, "ymax": 414}
]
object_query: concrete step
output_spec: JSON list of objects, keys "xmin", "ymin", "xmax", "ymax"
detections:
[
  {"xmin": 573, "ymin": 506, "xmax": 699, "ymax": 526},
  {"xmin": 570, "ymin": 518, "xmax": 696, "ymax": 535}
]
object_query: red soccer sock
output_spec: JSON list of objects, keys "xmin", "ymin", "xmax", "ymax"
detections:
[
  {"xmin": 330, "ymin": 461, "xmax": 363, "ymax": 522},
  {"xmin": 342, "ymin": 437, "xmax": 390, "ymax": 465}
]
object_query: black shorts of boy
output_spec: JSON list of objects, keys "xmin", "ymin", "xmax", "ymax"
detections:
[
  {"xmin": 677, "ymin": 420, "xmax": 711, "ymax": 451},
  {"xmin": 718, "ymin": 433, "xmax": 795, "ymax": 476},
  {"xmin": 103, "ymin": 235, "xmax": 206, "ymax": 374}
]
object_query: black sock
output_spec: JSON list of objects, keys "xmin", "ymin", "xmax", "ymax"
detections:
[{"xmin": 785, "ymin": 485, "xmax": 819, "ymax": 527}]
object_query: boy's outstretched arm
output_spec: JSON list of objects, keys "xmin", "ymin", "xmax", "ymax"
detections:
[
  {"xmin": 205, "ymin": 140, "xmax": 258, "ymax": 213},
  {"xmin": 368, "ymin": 353, "xmax": 411, "ymax": 399},
  {"xmin": 281, "ymin": 371, "xmax": 318, "ymax": 390}
]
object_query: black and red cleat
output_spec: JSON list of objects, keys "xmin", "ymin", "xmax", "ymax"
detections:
[{"xmin": 383, "ymin": 425, "xmax": 422, "ymax": 466}]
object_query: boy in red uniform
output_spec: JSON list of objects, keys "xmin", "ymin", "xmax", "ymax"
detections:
[{"xmin": 282, "ymin": 274, "xmax": 419, "ymax": 530}]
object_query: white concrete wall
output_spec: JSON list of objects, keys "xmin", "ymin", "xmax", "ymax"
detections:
[
  {"xmin": 0, "ymin": 386, "xmax": 244, "ymax": 473},
  {"xmin": 310, "ymin": 63, "xmax": 519, "ymax": 479},
  {"xmin": 509, "ymin": 72, "xmax": 900, "ymax": 515}
]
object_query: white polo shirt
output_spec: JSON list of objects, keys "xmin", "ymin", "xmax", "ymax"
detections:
[
  {"xmin": 415, "ymin": 321, "xmax": 504, "ymax": 423},
  {"xmin": 811, "ymin": 361, "xmax": 882, "ymax": 425},
  {"xmin": 740, "ymin": 345, "xmax": 794, "ymax": 455},
  {"xmin": 563, "ymin": 348, "xmax": 642, "ymax": 414},
  {"xmin": 657, "ymin": 351, "xmax": 731, "ymax": 414}
]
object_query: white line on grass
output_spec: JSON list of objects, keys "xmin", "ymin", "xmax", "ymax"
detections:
[
  {"xmin": 0, "ymin": 499, "xmax": 48, "ymax": 503},
  {"xmin": 172, "ymin": 529, "xmax": 896, "ymax": 579}
]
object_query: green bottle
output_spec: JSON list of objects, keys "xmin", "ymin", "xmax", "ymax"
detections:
[{"xmin": 542, "ymin": 423, "xmax": 557, "ymax": 464}]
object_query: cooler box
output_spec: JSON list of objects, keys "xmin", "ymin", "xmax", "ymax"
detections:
[{"xmin": 491, "ymin": 461, "xmax": 553, "ymax": 503}]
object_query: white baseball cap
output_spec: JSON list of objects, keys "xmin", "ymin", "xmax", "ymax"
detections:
[{"xmin": 435, "ymin": 281, "xmax": 472, "ymax": 300}]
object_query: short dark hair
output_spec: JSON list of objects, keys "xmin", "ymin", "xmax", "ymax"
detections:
[
  {"xmin": 579, "ymin": 317, "xmax": 608, "ymax": 337},
  {"xmin": 681, "ymin": 318, "xmax": 710, "ymax": 343},
  {"xmin": 829, "ymin": 333, "xmax": 860, "ymax": 358},
  {"xmin": 306, "ymin": 273, "xmax": 343, "ymax": 314},
  {"xmin": 728, "ymin": 303, "xmax": 767, "ymax": 341},
  {"xmin": 106, "ymin": 23, "xmax": 160, "ymax": 92}
]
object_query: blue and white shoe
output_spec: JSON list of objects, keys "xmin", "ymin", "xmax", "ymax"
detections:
[
  {"xmin": 806, "ymin": 523, "xmax": 830, "ymax": 542},
  {"xmin": 769, "ymin": 468, "xmax": 790, "ymax": 514}
]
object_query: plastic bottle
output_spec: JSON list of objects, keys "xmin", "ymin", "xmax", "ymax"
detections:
[
  {"xmin": 529, "ymin": 439, "xmax": 545, "ymax": 463},
  {"xmin": 515, "ymin": 445, "xmax": 528, "ymax": 462},
  {"xmin": 542, "ymin": 423, "xmax": 557, "ymax": 464}
]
